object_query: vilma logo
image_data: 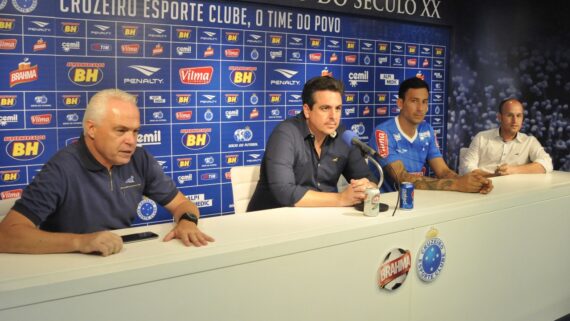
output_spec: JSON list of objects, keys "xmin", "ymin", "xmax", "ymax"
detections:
[
  {"xmin": 137, "ymin": 198, "xmax": 157, "ymax": 221},
  {"xmin": 417, "ymin": 227, "xmax": 446, "ymax": 282}
]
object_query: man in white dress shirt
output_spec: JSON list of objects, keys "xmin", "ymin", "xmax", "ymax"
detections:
[{"xmin": 460, "ymin": 98, "xmax": 553, "ymax": 177}]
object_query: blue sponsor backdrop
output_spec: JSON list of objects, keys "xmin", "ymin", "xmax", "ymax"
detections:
[{"xmin": 0, "ymin": 0, "xmax": 449, "ymax": 224}]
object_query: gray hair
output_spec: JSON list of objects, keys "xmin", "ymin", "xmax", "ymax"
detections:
[{"xmin": 83, "ymin": 89, "xmax": 137, "ymax": 133}]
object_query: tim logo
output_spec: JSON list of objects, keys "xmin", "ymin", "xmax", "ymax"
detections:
[
  {"xmin": 375, "ymin": 130, "xmax": 389, "ymax": 158},
  {"xmin": 200, "ymin": 173, "xmax": 217, "ymax": 180},
  {"xmin": 1, "ymin": 189, "xmax": 23, "ymax": 200},
  {"xmin": 177, "ymin": 157, "xmax": 192, "ymax": 169},
  {"xmin": 269, "ymin": 35, "xmax": 282, "ymax": 45},
  {"xmin": 225, "ymin": 154, "xmax": 238, "ymax": 165},
  {"xmin": 180, "ymin": 128, "xmax": 211, "ymax": 150},
  {"xmin": 225, "ymin": 94, "xmax": 239, "ymax": 104},
  {"xmin": 225, "ymin": 32, "xmax": 239, "ymax": 42},
  {"xmin": 175, "ymin": 111, "xmax": 192, "ymax": 120},
  {"xmin": 0, "ymin": 18, "xmax": 16, "ymax": 31},
  {"xmin": 122, "ymin": 25, "xmax": 138, "ymax": 37},
  {"xmin": 31, "ymin": 114, "xmax": 52, "ymax": 125},
  {"xmin": 229, "ymin": 66, "xmax": 256, "ymax": 87},
  {"xmin": 62, "ymin": 95, "xmax": 80, "ymax": 107},
  {"xmin": 0, "ymin": 95, "xmax": 17, "ymax": 107},
  {"xmin": 4, "ymin": 135, "xmax": 46, "ymax": 161},
  {"xmin": 67, "ymin": 62, "xmax": 104, "ymax": 87},
  {"xmin": 179, "ymin": 66, "xmax": 213, "ymax": 85},
  {"xmin": 1, "ymin": 169, "xmax": 20, "ymax": 183},
  {"xmin": 176, "ymin": 94, "xmax": 191, "ymax": 104},
  {"xmin": 176, "ymin": 29, "xmax": 191, "ymax": 40},
  {"xmin": 61, "ymin": 22, "xmax": 80, "ymax": 34},
  {"xmin": 310, "ymin": 38, "xmax": 321, "ymax": 47}
]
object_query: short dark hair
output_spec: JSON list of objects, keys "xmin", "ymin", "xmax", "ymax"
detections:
[
  {"xmin": 398, "ymin": 77, "xmax": 429, "ymax": 100},
  {"xmin": 302, "ymin": 76, "xmax": 344, "ymax": 109},
  {"xmin": 498, "ymin": 98, "xmax": 523, "ymax": 114}
]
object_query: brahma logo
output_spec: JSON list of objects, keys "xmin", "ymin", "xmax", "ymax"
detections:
[
  {"xmin": 310, "ymin": 38, "xmax": 321, "ymax": 47},
  {"xmin": 177, "ymin": 157, "xmax": 192, "ymax": 169},
  {"xmin": 10, "ymin": 59, "xmax": 38, "ymax": 87},
  {"xmin": 225, "ymin": 154, "xmax": 239, "ymax": 165},
  {"xmin": 225, "ymin": 94, "xmax": 239, "ymax": 104},
  {"xmin": 176, "ymin": 29, "xmax": 191, "ymax": 40},
  {"xmin": 33, "ymin": 39, "xmax": 47, "ymax": 52},
  {"xmin": 67, "ymin": 62, "xmax": 104, "ymax": 87},
  {"xmin": 0, "ymin": 39, "xmax": 17, "ymax": 50},
  {"xmin": 249, "ymin": 108, "xmax": 259, "ymax": 119},
  {"xmin": 309, "ymin": 52, "xmax": 322, "ymax": 62},
  {"xmin": 31, "ymin": 114, "xmax": 52, "ymax": 125},
  {"xmin": 269, "ymin": 35, "xmax": 282, "ymax": 45},
  {"xmin": 151, "ymin": 44, "xmax": 163, "ymax": 56},
  {"xmin": 375, "ymin": 130, "xmax": 389, "ymax": 158},
  {"xmin": 176, "ymin": 110, "xmax": 193, "ymax": 121},
  {"xmin": 61, "ymin": 22, "xmax": 80, "ymax": 34},
  {"xmin": 176, "ymin": 94, "xmax": 191, "ymax": 104},
  {"xmin": 4, "ymin": 135, "xmax": 46, "ymax": 161},
  {"xmin": 225, "ymin": 32, "xmax": 239, "ymax": 42},
  {"xmin": 330, "ymin": 53, "xmax": 338, "ymax": 63},
  {"xmin": 229, "ymin": 66, "xmax": 256, "ymax": 87},
  {"xmin": 1, "ymin": 189, "xmax": 23, "ymax": 200},
  {"xmin": 224, "ymin": 48, "xmax": 240, "ymax": 58},
  {"xmin": 122, "ymin": 25, "xmax": 138, "ymax": 37},
  {"xmin": 181, "ymin": 128, "xmax": 211, "ymax": 150},
  {"xmin": 1, "ymin": 170, "xmax": 20, "ymax": 183},
  {"xmin": 121, "ymin": 43, "xmax": 140, "ymax": 55},
  {"xmin": 204, "ymin": 46, "xmax": 214, "ymax": 57},
  {"xmin": 62, "ymin": 95, "xmax": 80, "ymax": 107},
  {"xmin": 0, "ymin": 95, "xmax": 17, "ymax": 107},
  {"xmin": 179, "ymin": 66, "xmax": 213, "ymax": 85},
  {"xmin": 0, "ymin": 18, "xmax": 16, "ymax": 31}
]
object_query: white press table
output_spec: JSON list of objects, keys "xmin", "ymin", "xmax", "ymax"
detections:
[{"xmin": 1, "ymin": 172, "xmax": 569, "ymax": 321}]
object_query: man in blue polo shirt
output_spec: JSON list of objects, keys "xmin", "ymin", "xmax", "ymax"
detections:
[
  {"xmin": 0, "ymin": 89, "xmax": 214, "ymax": 256},
  {"xmin": 368, "ymin": 77, "xmax": 493, "ymax": 194}
]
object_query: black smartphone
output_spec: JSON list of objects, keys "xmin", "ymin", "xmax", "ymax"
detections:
[{"xmin": 121, "ymin": 231, "xmax": 159, "ymax": 243}]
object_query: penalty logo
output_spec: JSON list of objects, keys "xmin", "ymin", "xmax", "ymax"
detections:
[
  {"xmin": 378, "ymin": 248, "xmax": 411, "ymax": 291},
  {"xmin": 417, "ymin": 227, "xmax": 446, "ymax": 282}
]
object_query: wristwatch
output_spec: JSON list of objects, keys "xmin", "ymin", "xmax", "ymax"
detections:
[{"xmin": 178, "ymin": 212, "xmax": 198, "ymax": 225}]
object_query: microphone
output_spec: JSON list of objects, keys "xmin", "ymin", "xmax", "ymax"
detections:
[{"xmin": 341, "ymin": 130, "xmax": 378, "ymax": 157}]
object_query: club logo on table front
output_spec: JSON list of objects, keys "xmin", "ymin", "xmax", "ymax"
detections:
[
  {"xmin": 417, "ymin": 228, "xmax": 446, "ymax": 282},
  {"xmin": 137, "ymin": 198, "xmax": 157, "ymax": 221},
  {"xmin": 378, "ymin": 248, "xmax": 411, "ymax": 291}
]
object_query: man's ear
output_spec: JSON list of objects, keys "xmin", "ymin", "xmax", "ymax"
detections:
[
  {"xmin": 302, "ymin": 104, "xmax": 311, "ymax": 119},
  {"xmin": 496, "ymin": 112, "xmax": 501, "ymax": 123},
  {"xmin": 85, "ymin": 120, "xmax": 96, "ymax": 139},
  {"xmin": 396, "ymin": 98, "xmax": 403, "ymax": 110}
]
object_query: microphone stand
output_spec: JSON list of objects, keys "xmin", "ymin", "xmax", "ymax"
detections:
[{"xmin": 365, "ymin": 154, "xmax": 390, "ymax": 212}]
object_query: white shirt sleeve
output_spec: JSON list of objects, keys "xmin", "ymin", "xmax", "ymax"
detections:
[
  {"xmin": 527, "ymin": 136, "xmax": 554, "ymax": 173},
  {"xmin": 459, "ymin": 133, "xmax": 482, "ymax": 175}
]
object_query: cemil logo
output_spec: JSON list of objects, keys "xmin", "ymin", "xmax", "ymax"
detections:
[
  {"xmin": 269, "ymin": 35, "xmax": 282, "ymax": 45},
  {"xmin": 180, "ymin": 128, "xmax": 211, "ymax": 150},
  {"xmin": 33, "ymin": 38, "xmax": 47, "ymax": 52},
  {"xmin": 1, "ymin": 170, "xmax": 20, "ymax": 183},
  {"xmin": 61, "ymin": 22, "xmax": 80, "ymax": 34},
  {"xmin": 1, "ymin": 189, "xmax": 23, "ymax": 200},
  {"xmin": 225, "ymin": 32, "xmax": 239, "ymax": 42},
  {"xmin": 175, "ymin": 111, "xmax": 192, "ymax": 121},
  {"xmin": 0, "ymin": 39, "xmax": 17, "ymax": 50},
  {"xmin": 0, "ymin": 18, "xmax": 16, "ymax": 31},
  {"xmin": 4, "ymin": 135, "xmax": 46, "ymax": 161},
  {"xmin": 176, "ymin": 28, "xmax": 191, "ymax": 40},
  {"xmin": 66, "ymin": 62, "xmax": 104, "ymax": 87},
  {"xmin": 122, "ymin": 25, "xmax": 138, "ymax": 37},
  {"xmin": 121, "ymin": 43, "xmax": 140, "ymax": 55},
  {"xmin": 31, "ymin": 114, "xmax": 52, "ymax": 125},
  {"xmin": 9, "ymin": 59, "xmax": 38, "ymax": 87},
  {"xmin": 176, "ymin": 94, "xmax": 191, "ymax": 104},
  {"xmin": 229, "ymin": 66, "xmax": 256, "ymax": 87},
  {"xmin": 62, "ymin": 95, "xmax": 80, "ymax": 107},
  {"xmin": 225, "ymin": 94, "xmax": 238, "ymax": 104},
  {"xmin": 0, "ymin": 95, "xmax": 17, "ymax": 107},
  {"xmin": 177, "ymin": 157, "xmax": 192, "ymax": 169},
  {"xmin": 179, "ymin": 66, "xmax": 213, "ymax": 85}
]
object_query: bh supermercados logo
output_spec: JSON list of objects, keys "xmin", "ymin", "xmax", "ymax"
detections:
[
  {"xmin": 4, "ymin": 134, "xmax": 46, "ymax": 161},
  {"xmin": 417, "ymin": 228, "xmax": 446, "ymax": 282},
  {"xmin": 66, "ymin": 62, "xmax": 104, "ymax": 86},
  {"xmin": 229, "ymin": 66, "xmax": 256, "ymax": 87},
  {"xmin": 137, "ymin": 197, "xmax": 157, "ymax": 221},
  {"xmin": 378, "ymin": 248, "xmax": 411, "ymax": 291},
  {"xmin": 180, "ymin": 128, "xmax": 211, "ymax": 150}
]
